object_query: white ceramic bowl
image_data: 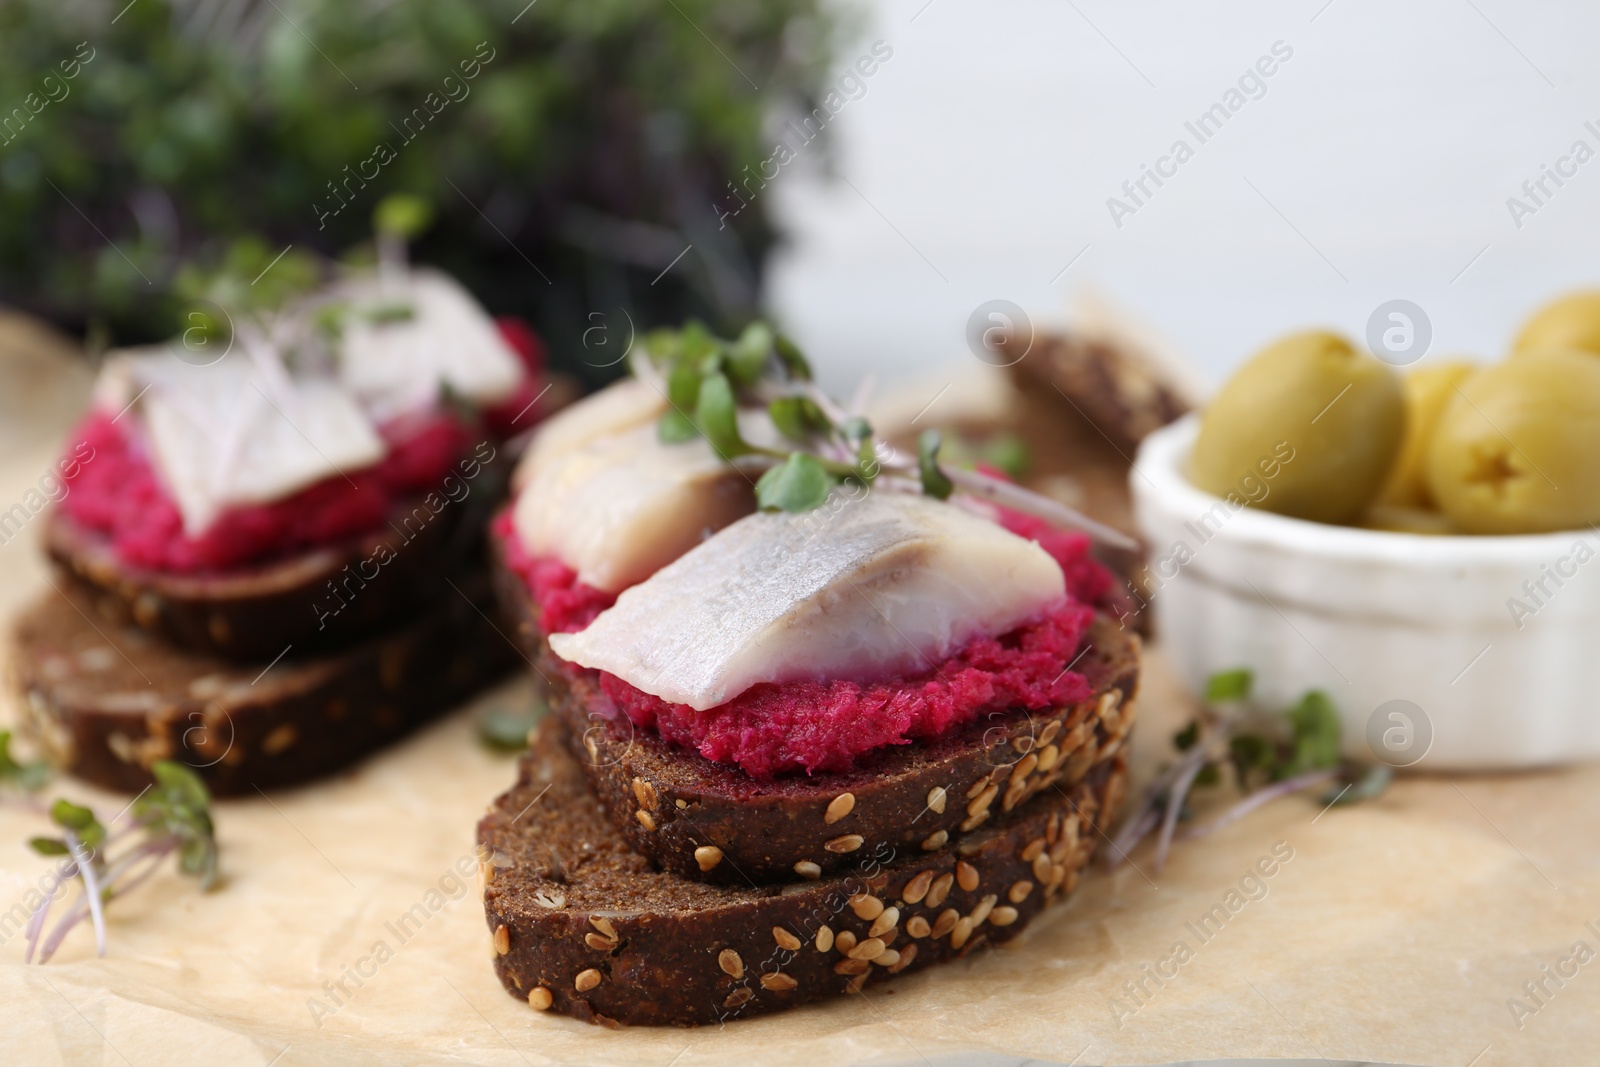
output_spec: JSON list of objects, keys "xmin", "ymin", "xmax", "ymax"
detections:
[{"xmin": 1131, "ymin": 414, "xmax": 1600, "ymax": 770}]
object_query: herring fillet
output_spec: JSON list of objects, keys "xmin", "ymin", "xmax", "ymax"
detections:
[
  {"xmin": 513, "ymin": 421, "xmax": 755, "ymax": 593},
  {"xmin": 547, "ymin": 492, "xmax": 1066, "ymax": 710}
]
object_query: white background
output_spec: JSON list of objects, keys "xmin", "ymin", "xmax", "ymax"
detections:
[{"xmin": 766, "ymin": 0, "xmax": 1600, "ymax": 393}]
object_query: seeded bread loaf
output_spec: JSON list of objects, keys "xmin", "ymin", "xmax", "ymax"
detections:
[
  {"xmin": 479, "ymin": 727, "xmax": 1126, "ymax": 1027},
  {"xmin": 1005, "ymin": 331, "xmax": 1190, "ymax": 456},
  {"xmin": 489, "ymin": 539, "xmax": 1138, "ymax": 884},
  {"xmin": 9, "ymin": 570, "xmax": 518, "ymax": 795},
  {"xmin": 45, "ymin": 486, "xmax": 485, "ymax": 663}
]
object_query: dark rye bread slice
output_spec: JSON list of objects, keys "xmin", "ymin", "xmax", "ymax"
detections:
[
  {"xmin": 44, "ymin": 446, "xmax": 512, "ymax": 662},
  {"xmin": 8, "ymin": 569, "xmax": 518, "ymax": 795},
  {"xmin": 490, "ymin": 542, "xmax": 1138, "ymax": 884},
  {"xmin": 479, "ymin": 728, "xmax": 1127, "ymax": 1027}
]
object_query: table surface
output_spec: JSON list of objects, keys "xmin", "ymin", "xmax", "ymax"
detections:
[{"xmin": 0, "ymin": 314, "xmax": 1593, "ymax": 1067}]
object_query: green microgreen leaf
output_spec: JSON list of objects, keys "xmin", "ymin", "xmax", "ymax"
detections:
[
  {"xmin": 29, "ymin": 837, "xmax": 70, "ymax": 857},
  {"xmin": 149, "ymin": 760, "xmax": 211, "ymax": 815},
  {"xmin": 373, "ymin": 193, "xmax": 433, "ymax": 241},
  {"xmin": 364, "ymin": 302, "xmax": 415, "ymax": 324},
  {"xmin": 774, "ymin": 333, "xmax": 812, "ymax": 380},
  {"xmin": 917, "ymin": 429, "xmax": 953, "ymax": 500},
  {"xmin": 644, "ymin": 326, "xmax": 682, "ymax": 366},
  {"xmin": 134, "ymin": 760, "xmax": 217, "ymax": 890},
  {"xmin": 982, "ymin": 433, "xmax": 1030, "ymax": 480},
  {"xmin": 1326, "ymin": 762, "xmax": 1392, "ymax": 806},
  {"xmin": 856, "ymin": 436, "xmax": 882, "ymax": 481},
  {"xmin": 1204, "ymin": 668, "xmax": 1254, "ymax": 703},
  {"xmin": 0, "ymin": 730, "xmax": 49, "ymax": 792},
  {"xmin": 667, "ymin": 361, "xmax": 702, "ymax": 412},
  {"xmin": 727, "ymin": 321, "xmax": 774, "ymax": 385},
  {"xmin": 658, "ymin": 409, "xmax": 699, "ymax": 443},
  {"xmin": 1285, "ymin": 690, "xmax": 1342, "ymax": 776},
  {"xmin": 50, "ymin": 799, "xmax": 97, "ymax": 833},
  {"xmin": 840, "ymin": 416, "xmax": 871, "ymax": 441},
  {"xmin": 1229, "ymin": 733, "xmax": 1272, "ymax": 783},
  {"xmin": 312, "ymin": 301, "xmax": 347, "ymax": 341},
  {"xmin": 694, "ymin": 372, "xmax": 748, "ymax": 458},
  {"xmin": 478, "ymin": 702, "xmax": 546, "ymax": 753},
  {"xmin": 756, "ymin": 452, "xmax": 834, "ymax": 512},
  {"xmin": 768, "ymin": 396, "xmax": 829, "ymax": 441},
  {"xmin": 679, "ymin": 320, "xmax": 719, "ymax": 366},
  {"xmin": 1173, "ymin": 721, "xmax": 1200, "ymax": 752}
]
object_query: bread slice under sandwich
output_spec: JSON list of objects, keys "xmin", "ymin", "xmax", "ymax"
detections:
[
  {"xmin": 9, "ymin": 569, "xmax": 518, "ymax": 794},
  {"xmin": 479, "ymin": 726, "xmax": 1126, "ymax": 1027},
  {"xmin": 46, "ymin": 486, "xmax": 485, "ymax": 663}
]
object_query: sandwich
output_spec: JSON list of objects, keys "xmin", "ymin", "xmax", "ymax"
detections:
[
  {"xmin": 481, "ymin": 324, "xmax": 1139, "ymax": 1024},
  {"xmin": 15, "ymin": 262, "xmax": 559, "ymax": 791}
]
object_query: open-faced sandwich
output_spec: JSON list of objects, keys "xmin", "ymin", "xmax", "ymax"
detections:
[
  {"xmin": 479, "ymin": 324, "xmax": 1140, "ymax": 1025},
  {"xmin": 12, "ymin": 248, "xmax": 563, "ymax": 793}
]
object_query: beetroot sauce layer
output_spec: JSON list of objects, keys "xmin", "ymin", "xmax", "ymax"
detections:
[
  {"xmin": 496, "ymin": 504, "xmax": 1119, "ymax": 779},
  {"xmin": 59, "ymin": 318, "xmax": 545, "ymax": 575}
]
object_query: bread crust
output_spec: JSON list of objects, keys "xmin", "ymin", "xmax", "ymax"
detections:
[
  {"xmin": 10, "ymin": 570, "xmax": 518, "ymax": 794},
  {"xmin": 479, "ymin": 728, "xmax": 1127, "ymax": 1027},
  {"xmin": 44, "ymin": 490, "xmax": 476, "ymax": 663}
]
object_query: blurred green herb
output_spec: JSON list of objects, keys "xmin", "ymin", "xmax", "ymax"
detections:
[
  {"xmin": 916, "ymin": 430, "xmax": 953, "ymax": 500},
  {"xmin": 1108, "ymin": 668, "xmax": 1390, "ymax": 874},
  {"xmin": 24, "ymin": 760, "xmax": 218, "ymax": 963},
  {"xmin": 756, "ymin": 451, "xmax": 832, "ymax": 512},
  {"xmin": 637, "ymin": 320, "xmax": 961, "ymax": 508},
  {"xmin": 631, "ymin": 320, "xmax": 1140, "ymax": 546},
  {"xmin": 478, "ymin": 700, "xmax": 547, "ymax": 752},
  {"xmin": 0, "ymin": 730, "xmax": 50, "ymax": 793},
  {"xmin": 0, "ymin": 0, "xmax": 839, "ymax": 356},
  {"xmin": 934, "ymin": 431, "xmax": 1031, "ymax": 481}
]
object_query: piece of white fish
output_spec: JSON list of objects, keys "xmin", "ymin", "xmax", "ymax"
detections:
[
  {"xmin": 513, "ymin": 421, "xmax": 756, "ymax": 593},
  {"xmin": 336, "ymin": 268, "xmax": 524, "ymax": 421},
  {"xmin": 547, "ymin": 491, "xmax": 1066, "ymax": 710},
  {"xmin": 510, "ymin": 378, "xmax": 667, "ymax": 492},
  {"xmin": 110, "ymin": 348, "xmax": 384, "ymax": 536}
]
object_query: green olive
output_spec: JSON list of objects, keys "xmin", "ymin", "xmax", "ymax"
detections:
[
  {"xmin": 1513, "ymin": 290, "xmax": 1600, "ymax": 356},
  {"xmin": 1378, "ymin": 359, "xmax": 1479, "ymax": 509},
  {"xmin": 1427, "ymin": 349, "xmax": 1600, "ymax": 534},
  {"xmin": 1189, "ymin": 330, "xmax": 1405, "ymax": 524}
]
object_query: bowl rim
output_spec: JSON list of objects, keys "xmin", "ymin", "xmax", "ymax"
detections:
[{"xmin": 1133, "ymin": 414, "xmax": 1599, "ymax": 564}]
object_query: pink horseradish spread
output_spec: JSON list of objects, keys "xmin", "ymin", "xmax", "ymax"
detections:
[
  {"xmin": 496, "ymin": 503, "xmax": 1119, "ymax": 778},
  {"xmin": 60, "ymin": 318, "xmax": 545, "ymax": 575}
]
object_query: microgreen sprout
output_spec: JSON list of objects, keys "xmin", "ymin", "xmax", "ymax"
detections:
[
  {"xmin": 478, "ymin": 698, "xmax": 549, "ymax": 753},
  {"xmin": 24, "ymin": 761, "xmax": 219, "ymax": 964},
  {"xmin": 1107, "ymin": 670, "xmax": 1391, "ymax": 873},
  {"xmin": 631, "ymin": 321, "xmax": 1137, "ymax": 546},
  {"xmin": 0, "ymin": 730, "xmax": 51, "ymax": 794}
]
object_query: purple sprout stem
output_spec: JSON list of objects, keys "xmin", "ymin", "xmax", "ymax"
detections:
[
  {"xmin": 1103, "ymin": 804, "xmax": 1161, "ymax": 870},
  {"xmin": 943, "ymin": 465, "xmax": 1139, "ymax": 550},
  {"xmin": 1153, "ymin": 752, "xmax": 1211, "ymax": 875},
  {"xmin": 36, "ymin": 897, "xmax": 90, "ymax": 965},
  {"xmin": 64, "ymin": 831, "xmax": 107, "ymax": 958},
  {"xmin": 35, "ymin": 838, "xmax": 176, "ymax": 964},
  {"xmin": 23, "ymin": 858, "xmax": 74, "ymax": 964},
  {"xmin": 1105, "ymin": 733, "xmax": 1221, "ymax": 865},
  {"xmin": 1181, "ymin": 768, "xmax": 1339, "ymax": 841}
]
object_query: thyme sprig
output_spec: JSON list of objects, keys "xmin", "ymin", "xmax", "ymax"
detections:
[
  {"xmin": 632, "ymin": 321, "xmax": 1136, "ymax": 547},
  {"xmin": 24, "ymin": 761, "xmax": 218, "ymax": 964},
  {"xmin": 1107, "ymin": 669, "xmax": 1390, "ymax": 874}
]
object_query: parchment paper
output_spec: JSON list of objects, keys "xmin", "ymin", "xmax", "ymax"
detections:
[{"xmin": 0, "ymin": 317, "xmax": 1594, "ymax": 1067}]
